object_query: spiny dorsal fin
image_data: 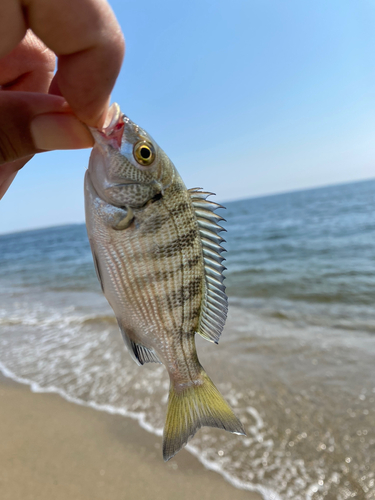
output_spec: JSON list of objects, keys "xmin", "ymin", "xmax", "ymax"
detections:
[
  {"xmin": 117, "ymin": 320, "xmax": 161, "ymax": 365},
  {"xmin": 188, "ymin": 188, "xmax": 228, "ymax": 344}
]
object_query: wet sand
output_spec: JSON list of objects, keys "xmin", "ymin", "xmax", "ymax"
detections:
[{"xmin": 0, "ymin": 374, "xmax": 262, "ymax": 500}]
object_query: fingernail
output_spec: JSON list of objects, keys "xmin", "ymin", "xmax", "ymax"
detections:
[{"xmin": 31, "ymin": 113, "xmax": 94, "ymax": 150}]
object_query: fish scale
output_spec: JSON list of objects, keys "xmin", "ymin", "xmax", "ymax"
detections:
[
  {"xmin": 135, "ymin": 188, "xmax": 201, "ymax": 336},
  {"xmin": 85, "ymin": 103, "xmax": 245, "ymax": 460}
]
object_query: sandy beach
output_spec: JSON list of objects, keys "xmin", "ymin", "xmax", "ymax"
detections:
[{"xmin": 0, "ymin": 374, "xmax": 261, "ymax": 500}]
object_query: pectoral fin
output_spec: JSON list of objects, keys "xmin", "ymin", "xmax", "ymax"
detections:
[{"xmin": 112, "ymin": 207, "xmax": 134, "ymax": 230}]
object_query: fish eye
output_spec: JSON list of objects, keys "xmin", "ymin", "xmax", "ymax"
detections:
[{"xmin": 133, "ymin": 141, "xmax": 155, "ymax": 166}]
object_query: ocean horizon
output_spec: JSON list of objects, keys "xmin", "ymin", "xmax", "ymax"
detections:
[{"xmin": 2, "ymin": 177, "xmax": 374, "ymax": 236}]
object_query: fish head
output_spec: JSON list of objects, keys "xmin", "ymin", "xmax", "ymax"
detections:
[{"xmin": 87, "ymin": 103, "xmax": 174, "ymax": 208}]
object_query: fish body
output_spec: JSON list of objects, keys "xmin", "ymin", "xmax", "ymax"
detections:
[{"xmin": 84, "ymin": 103, "xmax": 245, "ymax": 460}]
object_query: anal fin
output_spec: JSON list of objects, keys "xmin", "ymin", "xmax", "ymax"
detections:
[
  {"xmin": 117, "ymin": 320, "xmax": 161, "ymax": 365},
  {"xmin": 92, "ymin": 249, "xmax": 104, "ymax": 292},
  {"xmin": 129, "ymin": 339, "xmax": 161, "ymax": 365}
]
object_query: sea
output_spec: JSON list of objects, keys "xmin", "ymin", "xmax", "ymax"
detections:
[{"xmin": 1, "ymin": 178, "xmax": 375, "ymax": 500}]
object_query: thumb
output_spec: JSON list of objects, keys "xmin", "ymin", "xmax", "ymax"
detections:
[{"xmin": 0, "ymin": 92, "xmax": 94, "ymax": 165}]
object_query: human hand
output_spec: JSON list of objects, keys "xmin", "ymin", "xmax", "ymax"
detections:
[{"xmin": 0, "ymin": 0, "xmax": 125, "ymax": 198}]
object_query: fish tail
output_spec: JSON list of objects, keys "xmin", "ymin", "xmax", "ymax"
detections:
[{"xmin": 163, "ymin": 368, "xmax": 245, "ymax": 461}]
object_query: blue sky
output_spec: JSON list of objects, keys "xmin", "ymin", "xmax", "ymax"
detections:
[{"xmin": 2, "ymin": 0, "xmax": 375, "ymax": 234}]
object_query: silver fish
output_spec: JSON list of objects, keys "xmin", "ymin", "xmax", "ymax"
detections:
[{"xmin": 84, "ymin": 103, "xmax": 245, "ymax": 460}]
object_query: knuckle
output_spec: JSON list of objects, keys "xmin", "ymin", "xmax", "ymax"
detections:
[
  {"xmin": 0, "ymin": 95, "xmax": 35, "ymax": 165},
  {"xmin": 23, "ymin": 30, "xmax": 56, "ymax": 71},
  {"xmin": 0, "ymin": 131, "xmax": 18, "ymax": 164}
]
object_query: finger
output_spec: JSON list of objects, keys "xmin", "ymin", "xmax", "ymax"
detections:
[
  {"xmin": 22, "ymin": 0, "xmax": 125, "ymax": 126},
  {"xmin": 0, "ymin": 160, "xmax": 28, "ymax": 201},
  {"xmin": 0, "ymin": 0, "xmax": 26, "ymax": 58},
  {"xmin": 0, "ymin": 30, "xmax": 55, "ymax": 93},
  {"xmin": 0, "ymin": 92, "xmax": 93, "ymax": 166},
  {"xmin": 0, "ymin": 30, "xmax": 56, "ymax": 195}
]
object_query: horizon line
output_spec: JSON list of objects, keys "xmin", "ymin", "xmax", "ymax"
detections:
[{"xmin": 1, "ymin": 176, "xmax": 374, "ymax": 237}]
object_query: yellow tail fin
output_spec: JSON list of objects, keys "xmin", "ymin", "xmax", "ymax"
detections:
[{"xmin": 163, "ymin": 370, "xmax": 245, "ymax": 461}]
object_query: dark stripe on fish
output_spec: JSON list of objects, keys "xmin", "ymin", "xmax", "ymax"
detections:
[
  {"xmin": 183, "ymin": 305, "xmax": 201, "ymax": 323},
  {"xmin": 168, "ymin": 201, "xmax": 192, "ymax": 218},
  {"xmin": 184, "ymin": 254, "xmax": 201, "ymax": 269},
  {"xmin": 139, "ymin": 212, "xmax": 171, "ymax": 235},
  {"xmin": 134, "ymin": 254, "xmax": 200, "ymax": 289},
  {"xmin": 166, "ymin": 276, "xmax": 202, "ymax": 310},
  {"xmin": 135, "ymin": 268, "xmax": 176, "ymax": 288},
  {"xmin": 152, "ymin": 228, "xmax": 198, "ymax": 258}
]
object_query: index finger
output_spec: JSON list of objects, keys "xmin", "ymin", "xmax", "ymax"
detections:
[{"xmin": 1, "ymin": 0, "xmax": 125, "ymax": 126}]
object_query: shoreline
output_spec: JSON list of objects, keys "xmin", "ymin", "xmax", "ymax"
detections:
[{"xmin": 0, "ymin": 371, "xmax": 263, "ymax": 500}]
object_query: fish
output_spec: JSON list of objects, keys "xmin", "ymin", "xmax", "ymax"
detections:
[{"xmin": 84, "ymin": 103, "xmax": 245, "ymax": 461}]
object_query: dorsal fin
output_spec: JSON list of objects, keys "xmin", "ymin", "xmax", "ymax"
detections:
[
  {"xmin": 188, "ymin": 188, "xmax": 228, "ymax": 344},
  {"xmin": 117, "ymin": 321, "xmax": 161, "ymax": 365}
]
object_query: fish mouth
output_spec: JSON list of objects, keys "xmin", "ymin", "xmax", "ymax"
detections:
[
  {"xmin": 103, "ymin": 102, "xmax": 122, "ymax": 130},
  {"xmin": 90, "ymin": 103, "xmax": 124, "ymax": 150}
]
